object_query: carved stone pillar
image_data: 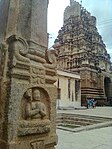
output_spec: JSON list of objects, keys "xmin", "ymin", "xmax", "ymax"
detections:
[{"xmin": 0, "ymin": 0, "xmax": 57, "ymax": 149}]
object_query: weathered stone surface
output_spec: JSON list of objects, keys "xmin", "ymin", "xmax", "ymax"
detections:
[{"xmin": 0, "ymin": 0, "xmax": 57, "ymax": 148}]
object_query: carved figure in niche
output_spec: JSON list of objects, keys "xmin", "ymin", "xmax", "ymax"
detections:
[
  {"xmin": 25, "ymin": 89, "xmax": 46, "ymax": 120},
  {"xmin": 18, "ymin": 88, "xmax": 51, "ymax": 136}
]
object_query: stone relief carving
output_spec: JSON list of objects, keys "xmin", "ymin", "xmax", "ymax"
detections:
[
  {"xmin": 30, "ymin": 140, "xmax": 44, "ymax": 149},
  {"xmin": 26, "ymin": 49, "xmax": 46, "ymax": 64},
  {"xmin": 44, "ymin": 50, "xmax": 57, "ymax": 69},
  {"xmin": 7, "ymin": 35, "xmax": 30, "ymax": 65},
  {"xmin": 4, "ymin": 35, "xmax": 56, "ymax": 137},
  {"xmin": 31, "ymin": 67, "xmax": 45, "ymax": 85},
  {"xmin": 18, "ymin": 87, "xmax": 50, "ymax": 136},
  {"xmin": 6, "ymin": 35, "xmax": 58, "ymax": 85},
  {"xmin": 43, "ymin": 50, "xmax": 57, "ymax": 84},
  {"xmin": 7, "ymin": 35, "xmax": 47, "ymax": 66},
  {"xmin": 25, "ymin": 88, "xmax": 46, "ymax": 120}
]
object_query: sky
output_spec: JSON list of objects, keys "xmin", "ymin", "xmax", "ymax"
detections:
[{"xmin": 48, "ymin": 0, "xmax": 112, "ymax": 54}]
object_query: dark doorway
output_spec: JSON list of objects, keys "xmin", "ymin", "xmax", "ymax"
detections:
[{"xmin": 104, "ymin": 77, "xmax": 111, "ymax": 99}]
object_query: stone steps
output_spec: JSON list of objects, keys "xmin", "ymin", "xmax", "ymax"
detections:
[{"xmin": 57, "ymin": 113, "xmax": 112, "ymax": 128}]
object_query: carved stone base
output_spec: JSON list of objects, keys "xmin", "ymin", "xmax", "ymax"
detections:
[{"xmin": 18, "ymin": 120, "xmax": 50, "ymax": 136}]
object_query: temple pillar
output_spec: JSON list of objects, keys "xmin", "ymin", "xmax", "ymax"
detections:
[{"xmin": 0, "ymin": 0, "xmax": 57, "ymax": 148}]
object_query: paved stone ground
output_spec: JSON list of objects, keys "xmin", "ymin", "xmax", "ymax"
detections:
[
  {"xmin": 57, "ymin": 107, "xmax": 112, "ymax": 118},
  {"xmin": 56, "ymin": 107, "xmax": 112, "ymax": 149}
]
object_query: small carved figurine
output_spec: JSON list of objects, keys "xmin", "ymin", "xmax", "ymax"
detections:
[{"xmin": 25, "ymin": 89, "xmax": 46, "ymax": 120}]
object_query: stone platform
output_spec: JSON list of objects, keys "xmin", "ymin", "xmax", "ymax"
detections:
[{"xmin": 56, "ymin": 107, "xmax": 112, "ymax": 149}]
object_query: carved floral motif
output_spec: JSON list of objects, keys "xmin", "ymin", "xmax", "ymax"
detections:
[{"xmin": 31, "ymin": 67, "xmax": 45, "ymax": 85}]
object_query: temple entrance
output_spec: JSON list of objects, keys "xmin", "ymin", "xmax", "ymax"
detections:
[{"xmin": 104, "ymin": 77, "xmax": 111, "ymax": 101}]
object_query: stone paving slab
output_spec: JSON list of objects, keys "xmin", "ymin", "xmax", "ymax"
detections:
[{"xmin": 56, "ymin": 126, "xmax": 112, "ymax": 149}]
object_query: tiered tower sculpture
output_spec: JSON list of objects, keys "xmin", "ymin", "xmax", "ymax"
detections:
[{"xmin": 53, "ymin": 0, "xmax": 112, "ymax": 105}]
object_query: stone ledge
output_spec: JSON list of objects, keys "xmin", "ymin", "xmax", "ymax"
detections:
[{"xmin": 57, "ymin": 121, "xmax": 112, "ymax": 133}]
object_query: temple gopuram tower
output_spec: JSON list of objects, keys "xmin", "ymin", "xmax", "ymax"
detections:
[{"xmin": 53, "ymin": 0, "xmax": 112, "ymax": 105}]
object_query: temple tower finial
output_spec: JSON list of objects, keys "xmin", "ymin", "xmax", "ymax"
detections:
[
  {"xmin": 80, "ymin": 0, "xmax": 82, "ymax": 6},
  {"xmin": 70, "ymin": 0, "xmax": 74, "ymax": 6}
]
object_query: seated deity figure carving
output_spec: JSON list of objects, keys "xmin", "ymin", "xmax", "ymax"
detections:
[
  {"xmin": 25, "ymin": 89, "xmax": 47, "ymax": 120},
  {"xmin": 18, "ymin": 88, "xmax": 51, "ymax": 136}
]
